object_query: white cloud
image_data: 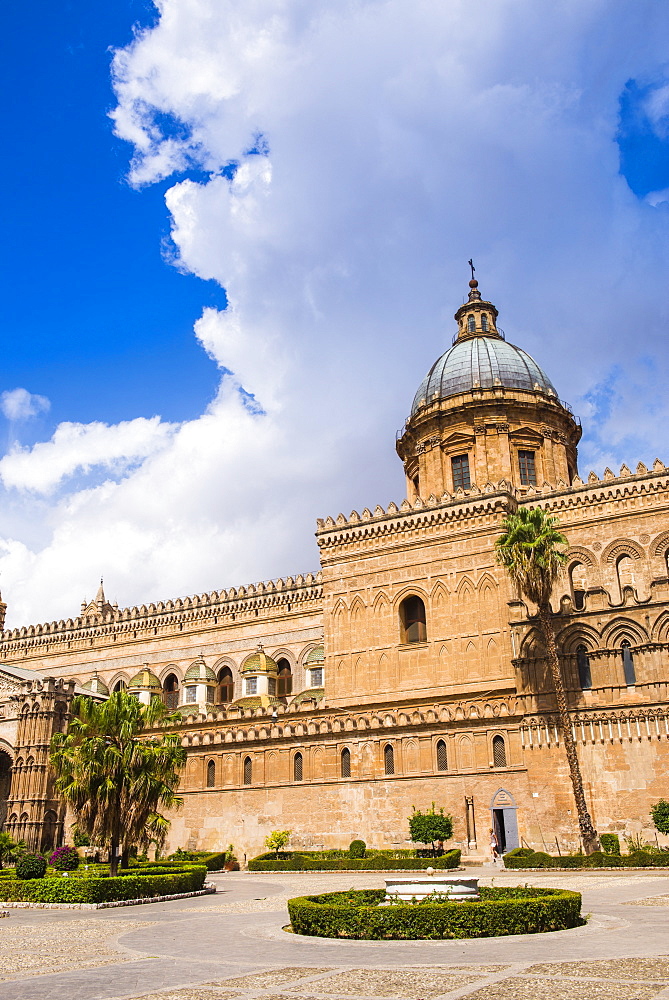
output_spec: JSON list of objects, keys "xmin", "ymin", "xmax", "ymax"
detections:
[
  {"xmin": 0, "ymin": 417, "xmax": 175, "ymax": 494},
  {"xmin": 1, "ymin": 388, "xmax": 50, "ymax": 422},
  {"xmin": 1, "ymin": 0, "xmax": 669, "ymax": 626}
]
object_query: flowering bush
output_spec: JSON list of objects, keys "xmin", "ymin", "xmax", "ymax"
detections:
[
  {"xmin": 15, "ymin": 854, "xmax": 47, "ymax": 880},
  {"xmin": 50, "ymin": 845, "xmax": 80, "ymax": 871}
]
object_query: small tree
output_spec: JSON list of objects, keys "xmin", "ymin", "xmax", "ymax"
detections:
[
  {"xmin": 651, "ymin": 800, "xmax": 669, "ymax": 836},
  {"xmin": 264, "ymin": 829, "xmax": 291, "ymax": 857},
  {"xmin": 409, "ymin": 804, "xmax": 453, "ymax": 857}
]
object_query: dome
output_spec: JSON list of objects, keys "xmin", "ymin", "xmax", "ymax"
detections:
[
  {"xmin": 411, "ymin": 336, "xmax": 557, "ymax": 416},
  {"xmin": 81, "ymin": 674, "xmax": 109, "ymax": 696},
  {"xmin": 241, "ymin": 649, "xmax": 278, "ymax": 674},
  {"xmin": 128, "ymin": 667, "xmax": 161, "ymax": 690},
  {"xmin": 291, "ymin": 687, "xmax": 325, "ymax": 706},
  {"xmin": 305, "ymin": 644, "xmax": 324, "ymax": 665},
  {"xmin": 184, "ymin": 658, "xmax": 216, "ymax": 683}
]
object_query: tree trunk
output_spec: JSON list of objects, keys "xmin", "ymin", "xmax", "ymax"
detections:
[
  {"xmin": 109, "ymin": 835, "xmax": 119, "ymax": 877},
  {"xmin": 121, "ymin": 847, "xmax": 130, "ymax": 870},
  {"xmin": 538, "ymin": 604, "xmax": 600, "ymax": 854}
]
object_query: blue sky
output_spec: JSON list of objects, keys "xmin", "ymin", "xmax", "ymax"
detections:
[{"xmin": 1, "ymin": 1, "xmax": 668, "ymax": 626}]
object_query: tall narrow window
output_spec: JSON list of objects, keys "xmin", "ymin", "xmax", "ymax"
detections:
[
  {"xmin": 341, "ymin": 747, "xmax": 351, "ymax": 778},
  {"xmin": 436, "ymin": 739, "xmax": 448, "ymax": 772},
  {"xmin": 206, "ymin": 759, "xmax": 215, "ymax": 788},
  {"xmin": 243, "ymin": 756, "xmax": 252, "ymax": 785},
  {"xmin": 616, "ymin": 556, "xmax": 635, "ymax": 599},
  {"xmin": 384, "ymin": 743, "xmax": 395, "ymax": 775},
  {"xmin": 277, "ymin": 658, "xmax": 293, "ymax": 698},
  {"xmin": 570, "ymin": 562, "xmax": 587, "ymax": 610},
  {"xmin": 518, "ymin": 450, "xmax": 537, "ymax": 486},
  {"xmin": 451, "ymin": 454, "xmax": 471, "ymax": 491},
  {"xmin": 492, "ymin": 734, "xmax": 507, "ymax": 767},
  {"xmin": 310, "ymin": 667, "xmax": 323, "ymax": 687},
  {"xmin": 621, "ymin": 641, "xmax": 636, "ymax": 686},
  {"xmin": 245, "ymin": 676, "xmax": 257, "ymax": 696},
  {"xmin": 481, "ymin": 313, "xmax": 488, "ymax": 331},
  {"xmin": 163, "ymin": 673, "xmax": 180, "ymax": 710},
  {"xmin": 293, "ymin": 752, "xmax": 303, "ymax": 782},
  {"xmin": 217, "ymin": 667, "xmax": 234, "ymax": 703},
  {"xmin": 113, "ymin": 679, "xmax": 127, "ymax": 693},
  {"xmin": 576, "ymin": 645, "xmax": 592, "ymax": 689},
  {"xmin": 467, "ymin": 315, "xmax": 476, "ymax": 332},
  {"xmin": 400, "ymin": 595, "xmax": 427, "ymax": 643}
]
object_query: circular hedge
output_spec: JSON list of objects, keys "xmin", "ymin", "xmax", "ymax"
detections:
[{"xmin": 287, "ymin": 886, "xmax": 583, "ymax": 939}]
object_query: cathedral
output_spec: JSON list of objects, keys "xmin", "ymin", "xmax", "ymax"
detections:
[{"xmin": 1, "ymin": 278, "xmax": 668, "ymax": 860}]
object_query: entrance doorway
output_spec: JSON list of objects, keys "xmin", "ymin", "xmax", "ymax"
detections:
[{"xmin": 490, "ymin": 788, "xmax": 519, "ymax": 853}]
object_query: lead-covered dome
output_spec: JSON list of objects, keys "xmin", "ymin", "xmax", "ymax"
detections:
[{"xmin": 411, "ymin": 336, "xmax": 557, "ymax": 415}]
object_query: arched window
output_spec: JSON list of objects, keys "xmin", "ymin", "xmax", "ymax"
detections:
[
  {"xmin": 243, "ymin": 756, "xmax": 252, "ymax": 785},
  {"xmin": 340, "ymin": 747, "xmax": 351, "ymax": 778},
  {"xmin": 436, "ymin": 739, "xmax": 448, "ymax": 772},
  {"xmin": 399, "ymin": 595, "xmax": 427, "ymax": 643},
  {"xmin": 113, "ymin": 679, "xmax": 127, "ymax": 693},
  {"xmin": 492, "ymin": 734, "xmax": 507, "ymax": 768},
  {"xmin": 621, "ymin": 640, "xmax": 636, "ymax": 686},
  {"xmin": 277, "ymin": 658, "xmax": 292, "ymax": 698},
  {"xmin": 384, "ymin": 743, "xmax": 395, "ymax": 775},
  {"xmin": 616, "ymin": 555, "xmax": 635, "ymax": 598},
  {"xmin": 293, "ymin": 752, "xmax": 303, "ymax": 782},
  {"xmin": 467, "ymin": 315, "xmax": 476, "ymax": 332},
  {"xmin": 217, "ymin": 667, "xmax": 234, "ymax": 703},
  {"xmin": 481, "ymin": 313, "xmax": 488, "ymax": 331},
  {"xmin": 569, "ymin": 562, "xmax": 587, "ymax": 610},
  {"xmin": 576, "ymin": 645, "xmax": 592, "ymax": 689},
  {"xmin": 206, "ymin": 759, "xmax": 215, "ymax": 788},
  {"xmin": 163, "ymin": 673, "xmax": 180, "ymax": 710}
]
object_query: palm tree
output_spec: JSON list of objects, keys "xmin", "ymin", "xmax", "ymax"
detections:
[
  {"xmin": 496, "ymin": 506, "xmax": 600, "ymax": 854},
  {"xmin": 0, "ymin": 831, "xmax": 25, "ymax": 869},
  {"xmin": 50, "ymin": 691, "xmax": 186, "ymax": 875}
]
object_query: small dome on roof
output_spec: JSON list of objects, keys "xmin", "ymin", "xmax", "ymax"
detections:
[
  {"xmin": 241, "ymin": 648, "xmax": 278, "ymax": 675},
  {"xmin": 128, "ymin": 667, "xmax": 161, "ymax": 690},
  {"xmin": 305, "ymin": 644, "xmax": 324, "ymax": 665},
  {"xmin": 232, "ymin": 695, "xmax": 283, "ymax": 709},
  {"xmin": 291, "ymin": 687, "xmax": 325, "ymax": 706},
  {"xmin": 81, "ymin": 674, "xmax": 109, "ymax": 696},
  {"xmin": 184, "ymin": 657, "xmax": 217, "ymax": 683}
]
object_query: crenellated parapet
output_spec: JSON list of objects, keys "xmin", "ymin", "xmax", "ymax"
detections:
[{"xmin": 0, "ymin": 572, "xmax": 323, "ymax": 657}]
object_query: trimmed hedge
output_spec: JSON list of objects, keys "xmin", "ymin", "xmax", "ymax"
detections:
[
  {"xmin": 249, "ymin": 849, "xmax": 461, "ymax": 872},
  {"xmin": 287, "ymin": 886, "xmax": 583, "ymax": 939},
  {"xmin": 0, "ymin": 863, "xmax": 207, "ymax": 904},
  {"xmin": 504, "ymin": 848, "xmax": 669, "ymax": 869}
]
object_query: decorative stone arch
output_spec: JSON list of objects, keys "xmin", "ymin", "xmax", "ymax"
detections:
[
  {"xmin": 601, "ymin": 617, "xmax": 648, "ymax": 648},
  {"xmin": 519, "ymin": 628, "xmax": 545, "ymax": 658},
  {"xmin": 270, "ymin": 647, "xmax": 296, "ymax": 668},
  {"xmin": 454, "ymin": 575, "xmax": 476, "ymax": 601},
  {"xmin": 557, "ymin": 623, "xmax": 601, "ymax": 654},
  {"xmin": 651, "ymin": 529, "xmax": 669, "ymax": 560},
  {"xmin": 565, "ymin": 545, "xmax": 597, "ymax": 569},
  {"xmin": 490, "ymin": 787, "xmax": 519, "ymax": 853},
  {"xmin": 477, "ymin": 571, "xmax": 499, "ymax": 592},
  {"xmin": 651, "ymin": 611, "xmax": 669, "ymax": 643},
  {"xmin": 602, "ymin": 538, "xmax": 645, "ymax": 564},
  {"xmin": 158, "ymin": 663, "xmax": 183, "ymax": 685},
  {"xmin": 349, "ymin": 596, "xmax": 366, "ymax": 619},
  {"xmin": 109, "ymin": 672, "xmax": 130, "ymax": 693},
  {"xmin": 392, "ymin": 584, "xmax": 430, "ymax": 610},
  {"xmin": 372, "ymin": 590, "xmax": 392, "ymax": 612}
]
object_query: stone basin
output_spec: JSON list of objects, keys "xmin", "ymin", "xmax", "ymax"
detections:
[{"xmin": 383, "ymin": 872, "xmax": 480, "ymax": 903}]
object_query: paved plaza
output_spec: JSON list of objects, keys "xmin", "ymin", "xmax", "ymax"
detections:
[{"xmin": 2, "ymin": 867, "xmax": 669, "ymax": 1000}]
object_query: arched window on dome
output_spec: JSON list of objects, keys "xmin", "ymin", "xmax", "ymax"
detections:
[
  {"xmin": 576, "ymin": 645, "xmax": 592, "ymax": 689},
  {"xmin": 467, "ymin": 315, "xmax": 476, "ymax": 332},
  {"xmin": 621, "ymin": 640, "xmax": 636, "ymax": 686},
  {"xmin": 277, "ymin": 658, "xmax": 292, "ymax": 699},
  {"xmin": 163, "ymin": 673, "xmax": 180, "ymax": 711},
  {"xmin": 399, "ymin": 595, "xmax": 427, "ymax": 643},
  {"xmin": 217, "ymin": 666, "xmax": 234, "ymax": 704},
  {"xmin": 206, "ymin": 759, "xmax": 215, "ymax": 788},
  {"xmin": 481, "ymin": 313, "xmax": 488, "ymax": 331}
]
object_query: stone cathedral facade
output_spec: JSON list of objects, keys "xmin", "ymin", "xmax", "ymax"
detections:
[{"xmin": 1, "ymin": 278, "xmax": 668, "ymax": 859}]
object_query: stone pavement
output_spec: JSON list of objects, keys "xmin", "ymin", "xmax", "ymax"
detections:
[{"xmin": 2, "ymin": 867, "xmax": 669, "ymax": 1000}]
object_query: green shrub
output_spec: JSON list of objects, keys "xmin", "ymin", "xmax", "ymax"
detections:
[
  {"xmin": 349, "ymin": 840, "xmax": 366, "ymax": 859},
  {"xmin": 287, "ymin": 886, "xmax": 582, "ymax": 939},
  {"xmin": 15, "ymin": 854, "xmax": 47, "ymax": 880},
  {"xmin": 50, "ymin": 846, "xmax": 80, "ymax": 871},
  {"xmin": 408, "ymin": 804, "xmax": 453, "ymax": 856},
  {"xmin": 599, "ymin": 834, "xmax": 621, "ymax": 855},
  {"xmin": 503, "ymin": 848, "xmax": 669, "ymax": 869},
  {"xmin": 0, "ymin": 863, "xmax": 207, "ymax": 903},
  {"xmin": 651, "ymin": 800, "xmax": 669, "ymax": 836},
  {"xmin": 248, "ymin": 849, "xmax": 461, "ymax": 872}
]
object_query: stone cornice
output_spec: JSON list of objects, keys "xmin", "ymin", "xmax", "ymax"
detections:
[{"xmin": 0, "ymin": 573, "xmax": 322, "ymax": 657}]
